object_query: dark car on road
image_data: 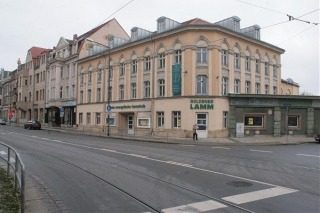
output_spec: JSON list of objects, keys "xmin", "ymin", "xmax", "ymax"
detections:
[
  {"xmin": 315, "ymin": 134, "xmax": 320, "ymax": 143},
  {"xmin": 0, "ymin": 118, "xmax": 6, "ymax": 125},
  {"xmin": 24, "ymin": 120, "xmax": 41, "ymax": 130}
]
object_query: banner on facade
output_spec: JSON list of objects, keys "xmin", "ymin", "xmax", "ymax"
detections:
[{"xmin": 172, "ymin": 64, "xmax": 181, "ymax": 96}]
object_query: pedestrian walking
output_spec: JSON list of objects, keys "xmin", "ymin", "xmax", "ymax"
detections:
[{"xmin": 193, "ymin": 124, "xmax": 198, "ymax": 141}]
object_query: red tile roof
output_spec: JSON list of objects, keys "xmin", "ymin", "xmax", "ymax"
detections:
[{"xmin": 29, "ymin": 47, "xmax": 50, "ymax": 58}]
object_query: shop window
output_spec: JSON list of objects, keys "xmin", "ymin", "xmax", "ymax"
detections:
[
  {"xmin": 288, "ymin": 115, "xmax": 299, "ymax": 128},
  {"xmin": 137, "ymin": 118, "xmax": 150, "ymax": 128},
  {"xmin": 244, "ymin": 114, "xmax": 264, "ymax": 128},
  {"xmin": 106, "ymin": 117, "xmax": 116, "ymax": 126}
]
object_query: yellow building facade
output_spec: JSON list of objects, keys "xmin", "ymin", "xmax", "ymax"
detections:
[{"xmin": 76, "ymin": 17, "xmax": 284, "ymax": 138}]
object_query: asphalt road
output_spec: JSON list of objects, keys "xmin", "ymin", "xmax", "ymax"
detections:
[{"xmin": 0, "ymin": 126, "xmax": 319, "ymax": 213}]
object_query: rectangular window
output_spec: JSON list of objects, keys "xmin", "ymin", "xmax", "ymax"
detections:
[
  {"xmin": 223, "ymin": 111, "xmax": 228, "ymax": 128},
  {"xmin": 72, "ymin": 85, "xmax": 75, "ymax": 98},
  {"xmin": 288, "ymin": 115, "xmax": 299, "ymax": 128},
  {"xmin": 80, "ymin": 74, "xmax": 84, "ymax": 85},
  {"xmin": 158, "ymin": 79, "xmax": 165, "ymax": 97},
  {"xmin": 265, "ymin": 84, "xmax": 269, "ymax": 94},
  {"xmin": 244, "ymin": 114, "xmax": 264, "ymax": 128},
  {"xmin": 255, "ymin": 83, "xmax": 260, "ymax": 94},
  {"xmin": 172, "ymin": 111, "xmax": 181, "ymax": 128},
  {"xmin": 119, "ymin": 85, "xmax": 124, "ymax": 100},
  {"xmin": 144, "ymin": 81, "xmax": 150, "ymax": 98},
  {"xmin": 131, "ymin": 60, "xmax": 137, "ymax": 75},
  {"xmin": 96, "ymin": 113, "xmax": 101, "ymax": 125},
  {"xmin": 197, "ymin": 48, "xmax": 208, "ymax": 65},
  {"xmin": 235, "ymin": 53, "xmax": 240, "ymax": 69},
  {"xmin": 221, "ymin": 50, "xmax": 228, "ymax": 66},
  {"xmin": 108, "ymin": 86, "xmax": 112, "ymax": 101},
  {"xmin": 234, "ymin": 79, "xmax": 240, "ymax": 94},
  {"xmin": 66, "ymin": 86, "xmax": 69, "ymax": 98},
  {"xmin": 222, "ymin": 77, "xmax": 228, "ymax": 95},
  {"xmin": 144, "ymin": 57, "xmax": 151, "ymax": 72},
  {"xmin": 88, "ymin": 71, "xmax": 92, "ymax": 83},
  {"xmin": 109, "ymin": 66, "xmax": 113, "ymax": 80},
  {"xmin": 86, "ymin": 113, "xmax": 91, "ymax": 125},
  {"xmin": 87, "ymin": 89, "xmax": 91, "ymax": 103},
  {"xmin": 80, "ymin": 91, "xmax": 83, "ymax": 103},
  {"xmin": 137, "ymin": 118, "xmax": 151, "ymax": 128},
  {"xmin": 79, "ymin": 113, "xmax": 83, "ymax": 124},
  {"xmin": 265, "ymin": 62, "xmax": 269, "ymax": 76},
  {"xmin": 175, "ymin": 50, "xmax": 182, "ymax": 64},
  {"xmin": 60, "ymin": 87, "xmax": 63, "ymax": 99},
  {"xmin": 273, "ymin": 86, "xmax": 277, "ymax": 95},
  {"xmin": 131, "ymin": 83, "xmax": 136, "ymax": 99},
  {"xmin": 157, "ymin": 112, "xmax": 164, "ymax": 128},
  {"xmin": 120, "ymin": 63, "xmax": 125, "ymax": 76},
  {"xmin": 97, "ymin": 88, "xmax": 101, "ymax": 102},
  {"xmin": 159, "ymin": 53, "xmax": 165, "ymax": 69},
  {"xmin": 245, "ymin": 56, "xmax": 250, "ymax": 71},
  {"xmin": 197, "ymin": 75, "xmax": 208, "ymax": 95},
  {"xmin": 97, "ymin": 69, "xmax": 102, "ymax": 82},
  {"xmin": 245, "ymin": 81, "xmax": 251, "ymax": 94},
  {"xmin": 273, "ymin": 65, "xmax": 277, "ymax": 77},
  {"xmin": 255, "ymin": 59, "xmax": 260, "ymax": 73}
]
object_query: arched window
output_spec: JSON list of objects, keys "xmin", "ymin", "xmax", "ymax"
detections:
[{"xmin": 197, "ymin": 75, "xmax": 208, "ymax": 95}]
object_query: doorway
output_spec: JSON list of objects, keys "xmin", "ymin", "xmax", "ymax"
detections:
[
  {"xmin": 197, "ymin": 113, "xmax": 208, "ymax": 138},
  {"xmin": 128, "ymin": 115, "xmax": 134, "ymax": 135}
]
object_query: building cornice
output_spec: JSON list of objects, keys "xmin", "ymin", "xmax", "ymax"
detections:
[{"xmin": 77, "ymin": 24, "xmax": 285, "ymax": 64}]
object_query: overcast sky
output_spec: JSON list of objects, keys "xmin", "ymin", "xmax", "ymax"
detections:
[{"xmin": 0, "ymin": 0, "xmax": 319, "ymax": 95}]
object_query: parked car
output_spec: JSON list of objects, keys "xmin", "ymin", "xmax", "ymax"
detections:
[
  {"xmin": 315, "ymin": 134, "xmax": 320, "ymax": 143},
  {"xmin": 24, "ymin": 120, "xmax": 41, "ymax": 130},
  {"xmin": 0, "ymin": 119, "xmax": 6, "ymax": 125}
]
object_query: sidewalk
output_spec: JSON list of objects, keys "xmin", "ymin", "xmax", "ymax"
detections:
[{"xmin": 41, "ymin": 126, "xmax": 316, "ymax": 146}]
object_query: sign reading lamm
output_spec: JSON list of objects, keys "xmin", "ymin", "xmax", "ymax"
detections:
[{"xmin": 190, "ymin": 99, "xmax": 214, "ymax": 110}]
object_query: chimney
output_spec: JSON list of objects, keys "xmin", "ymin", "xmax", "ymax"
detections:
[{"xmin": 73, "ymin": 34, "xmax": 78, "ymax": 41}]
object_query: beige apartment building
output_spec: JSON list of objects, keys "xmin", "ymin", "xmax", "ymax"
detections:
[
  {"xmin": 76, "ymin": 16, "xmax": 287, "ymax": 138},
  {"xmin": 46, "ymin": 18, "xmax": 129, "ymax": 127},
  {"xmin": 280, "ymin": 78, "xmax": 299, "ymax": 95},
  {"xmin": 2, "ymin": 70, "xmax": 17, "ymax": 122},
  {"xmin": 16, "ymin": 47, "xmax": 49, "ymax": 123}
]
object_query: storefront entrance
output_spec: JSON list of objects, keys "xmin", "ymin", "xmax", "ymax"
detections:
[
  {"xmin": 128, "ymin": 115, "xmax": 134, "ymax": 135},
  {"xmin": 197, "ymin": 113, "xmax": 208, "ymax": 138}
]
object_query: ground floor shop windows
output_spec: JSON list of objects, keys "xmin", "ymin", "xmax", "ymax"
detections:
[
  {"xmin": 244, "ymin": 114, "xmax": 264, "ymax": 128},
  {"xmin": 196, "ymin": 113, "xmax": 208, "ymax": 138},
  {"xmin": 288, "ymin": 115, "xmax": 300, "ymax": 128}
]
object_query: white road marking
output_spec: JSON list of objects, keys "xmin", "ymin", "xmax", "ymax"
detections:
[
  {"xmin": 5, "ymin": 134, "xmax": 297, "ymax": 190},
  {"xmin": 128, "ymin": 154, "xmax": 148, "ymax": 158},
  {"xmin": 52, "ymin": 139, "xmax": 62, "ymax": 142},
  {"xmin": 0, "ymin": 151, "xmax": 7, "ymax": 155},
  {"xmin": 250, "ymin": 149, "xmax": 272, "ymax": 153},
  {"xmin": 180, "ymin": 145, "xmax": 195, "ymax": 147},
  {"xmin": 40, "ymin": 137, "xmax": 50, "ymax": 140},
  {"xmin": 162, "ymin": 200, "xmax": 227, "ymax": 213},
  {"xmin": 296, "ymin": 154, "xmax": 320, "ymax": 158},
  {"xmin": 166, "ymin": 161, "xmax": 193, "ymax": 167},
  {"xmin": 31, "ymin": 135, "xmax": 38, "ymax": 138},
  {"xmin": 222, "ymin": 187, "xmax": 298, "ymax": 204},
  {"xmin": 296, "ymin": 166, "xmax": 320, "ymax": 171},
  {"xmin": 211, "ymin": 147, "xmax": 231, "ymax": 150}
]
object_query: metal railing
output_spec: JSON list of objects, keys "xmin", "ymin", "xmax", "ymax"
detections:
[{"xmin": 0, "ymin": 142, "xmax": 25, "ymax": 213}]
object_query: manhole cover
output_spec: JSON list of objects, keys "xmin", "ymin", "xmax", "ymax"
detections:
[{"xmin": 226, "ymin": 181, "xmax": 253, "ymax": 187}]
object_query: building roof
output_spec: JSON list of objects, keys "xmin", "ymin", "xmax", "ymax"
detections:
[
  {"xmin": 77, "ymin": 18, "xmax": 115, "ymax": 41},
  {"xmin": 281, "ymin": 78, "xmax": 299, "ymax": 87},
  {"xmin": 29, "ymin": 47, "xmax": 50, "ymax": 58},
  {"xmin": 182, "ymin": 18, "xmax": 212, "ymax": 25}
]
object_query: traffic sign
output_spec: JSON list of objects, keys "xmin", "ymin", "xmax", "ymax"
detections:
[{"xmin": 107, "ymin": 105, "xmax": 112, "ymax": 112}]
